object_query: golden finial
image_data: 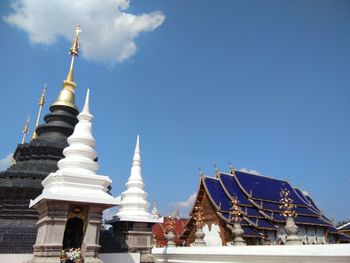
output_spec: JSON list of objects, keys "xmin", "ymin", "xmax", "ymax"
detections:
[
  {"xmin": 66, "ymin": 24, "xmax": 82, "ymax": 82},
  {"xmin": 21, "ymin": 116, "xmax": 30, "ymax": 144},
  {"xmin": 166, "ymin": 214, "xmax": 177, "ymax": 233},
  {"xmin": 229, "ymin": 197, "xmax": 242, "ymax": 223},
  {"xmin": 279, "ymin": 188, "xmax": 296, "ymax": 218},
  {"xmin": 32, "ymin": 83, "xmax": 46, "ymax": 140},
  {"xmin": 193, "ymin": 202, "xmax": 205, "ymax": 228},
  {"xmin": 39, "ymin": 83, "xmax": 46, "ymax": 106},
  {"xmin": 51, "ymin": 25, "xmax": 82, "ymax": 111}
]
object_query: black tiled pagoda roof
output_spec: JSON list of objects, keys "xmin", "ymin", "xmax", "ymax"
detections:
[{"xmin": 0, "ymin": 102, "xmax": 79, "ymax": 253}]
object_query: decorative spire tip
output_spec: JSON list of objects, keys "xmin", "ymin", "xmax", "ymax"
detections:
[
  {"xmin": 82, "ymin": 89, "xmax": 90, "ymax": 114},
  {"xmin": 51, "ymin": 25, "xmax": 81, "ymax": 111},
  {"xmin": 135, "ymin": 135, "xmax": 140, "ymax": 154}
]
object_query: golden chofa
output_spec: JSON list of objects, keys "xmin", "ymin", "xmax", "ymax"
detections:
[{"xmin": 51, "ymin": 25, "xmax": 82, "ymax": 111}]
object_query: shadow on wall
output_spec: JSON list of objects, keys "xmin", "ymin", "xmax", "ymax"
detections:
[{"xmin": 0, "ymin": 253, "xmax": 140, "ymax": 263}]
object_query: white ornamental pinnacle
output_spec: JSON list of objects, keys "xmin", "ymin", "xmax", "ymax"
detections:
[
  {"xmin": 117, "ymin": 136, "xmax": 161, "ymax": 222},
  {"xmin": 151, "ymin": 201, "xmax": 161, "ymax": 219},
  {"xmin": 29, "ymin": 89, "xmax": 117, "ymax": 207},
  {"xmin": 58, "ymin": 89, "xmax": 99, "ymax": 176}
]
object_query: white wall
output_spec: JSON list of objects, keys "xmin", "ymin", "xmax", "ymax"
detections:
[
  {"xmin": 99, "ymin": 253, "xmax": 140, "ymax": 263},
  {"xmin": 152, "ymin": 244, "xmax": 350, "ymax": 263},
  {"xmin": 0, "ymin": 254, "xmax": 32, "ymax": 263}
]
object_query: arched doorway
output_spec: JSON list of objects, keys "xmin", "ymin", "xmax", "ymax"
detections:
[{"xmin": 62, "ymin": 216, "xmax": 84, "ymax": 249}]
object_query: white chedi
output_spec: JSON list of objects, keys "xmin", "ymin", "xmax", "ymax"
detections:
[
  {"xmin": 30, "ymin": 90, "xmax": 117, "ymax": 207},
  {"xmin": 151, "ymin": 202, "xmax": 161, "ymax": 219},
  {"xmin": 58, "ymin": 89, "xmax": 98, "ymax": 176},
  {"xmin": 116, "ymin": 136, "xmax": 162, "ymax": 223}
]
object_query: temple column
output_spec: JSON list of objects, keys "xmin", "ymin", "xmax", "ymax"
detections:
[
  {"xmin": 31, "ymin": 201, "xmax": 69, "ymax": 262},
  {"xmin": 83, "ymin": 208, "xmax": 104, "ymax": 263}
]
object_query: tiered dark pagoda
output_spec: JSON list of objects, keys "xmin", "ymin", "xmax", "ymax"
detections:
[{"xmin": 0, "ymin": 29, "xmax": 81, "ymax": 253}]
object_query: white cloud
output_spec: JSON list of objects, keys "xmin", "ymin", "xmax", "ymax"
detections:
[
  {"xmin": 239, "ymin": 168, "xmax": 261, "ymax": 175},
  {"xmin": 102, "ymin": 206, "xmax": 117, "ymax": 221},
  {"xmin": 168, "ymin": 193, "xmax": 197, "ymax": 217},
  {"xmin": 0, "ymin": 153, "xmax": 13, "ymax": 171},
  {"xmin": 4, "ymin": 0, "xmax": 165, "ymax": 64}
]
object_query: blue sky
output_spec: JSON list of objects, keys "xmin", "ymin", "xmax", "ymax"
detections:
[{"xmin": 0, "ymin": 0, "xmax": 349, "ymax": 221}]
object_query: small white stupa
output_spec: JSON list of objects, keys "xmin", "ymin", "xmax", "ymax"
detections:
[
  {"xmin": 30, "ymin": 89, "xmax": 117, "ymax": 207},
  {"xmin": 151, "ymin": 201, "xmax": 161, "ymax": 219},
  {"xmin": 116, "ymin": 136, "xmax": 162, "ymax": 223}
]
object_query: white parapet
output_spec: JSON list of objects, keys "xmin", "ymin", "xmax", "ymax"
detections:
[{"xmin": 152, "ymin": 244, "xmax": 350, "ymax": 263}]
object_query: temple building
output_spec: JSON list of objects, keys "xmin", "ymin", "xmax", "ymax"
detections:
[
  {"xmin": 181, "ymin": 168, "xmax": 349, "ymax": 246},
  {"xmin": 1, "ymin": 24, "xmax": 349, "ymax": 263},
  {"xmin": 152, "ymin": 216, "xmax": 187, "ymax": 247},
  {"xmin": 338, "ymin": 222, "xmax": 350, "ymax": 238},
  {"xmin": 0, "ymin": 26, "xmax": 81, "ymax": 253}
]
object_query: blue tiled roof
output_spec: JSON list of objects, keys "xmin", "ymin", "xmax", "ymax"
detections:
[
  {"xmin": 234, "ymin": 171, "xmax": 305, "ymax": 205},
  {"xmin": 295, "ymin": 215, "xmax": 329, "ymax": 226},
  {"xmin": 338, "ymin": 222, "xmax": 350, "ymax": 231},
  {"xmin": 244, "ymin": 206, "xmax": 262, "ymax": 217},
  {"xmin": 294, "ymin": 206, "xmax": 320, "ymax": 216},
  {"xmin": 254, "ymin": 218, "xmax": 278, "ymax": 229},
  {"xmin": 219, "ymin": 173, "xmax": 251, "ymax": 205},
  {"xmin": 260, "ymin": 200, "xmax": 319, "ymax": 217},
  {"xmin": 203, "ymin": 177, "xmax": 231, "ymax": 211},
  {"xmin": 201, "ymin": 172, "xmax": 338, "ymax": 236},
  {"xmin": 338, "ymin": 233, "xmax": 350, "ymax": 241},
  {"xmin": 271, "ymin": 212, "xmax": 286, "ymax": 221},
  {"xmin": 261, "ymin": 201, "xmax": 281, "ymax": 211},
  {"xmin": 294, "ymin": 188, "xmax": 311, "ymax": 205},
  {"xmin": 328, "ymin": 225, "xmax": 339, "ymax": 233},
  {"xmin": 220, "ymin": 212, "xmax": 230, "ymax": 220},
  {"xmin": 242, "ymin": 226, "xmax": 263, "ymax": 237},
  {"xmin": 304, "ymin": 195, "xmax": 321, "ymax": 213}
]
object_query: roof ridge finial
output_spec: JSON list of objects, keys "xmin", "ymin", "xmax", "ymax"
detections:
[
  {"xmin": 32, "ymin": 83, "xmax": 46, "ymax": 140},
  {"xmin": 51, "ymin": 25, "xmax": 82, "ymax": 111},
  {"xmin": 198, "ymin": 167, "xmax": 204, "ymax": 177},
  {"xmin": 213, "ymin": 162, "xmax": 219, "ymax": 176},
  {"xmin": 21, "ymin": 115, "xmax": 30, "ymax": 144},
  {"xmin": 229, "ymin": 161, "xmax": 235, "ymax": 175}
]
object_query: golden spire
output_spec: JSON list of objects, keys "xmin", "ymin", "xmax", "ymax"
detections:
[
  {"xmin": 51, "ymin": 25, "xmax": 82, "ymax": 111},
  {"xmin": 21, "ymin": 116, "xmax": 30, "ymax": 144},
  {"xmin": 66, "ymin": 24, "xmax": 81, "ymax": 82},
  {"xmin": 32, "ymin": 83, "xmax": 47, "ymax": 140}
]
